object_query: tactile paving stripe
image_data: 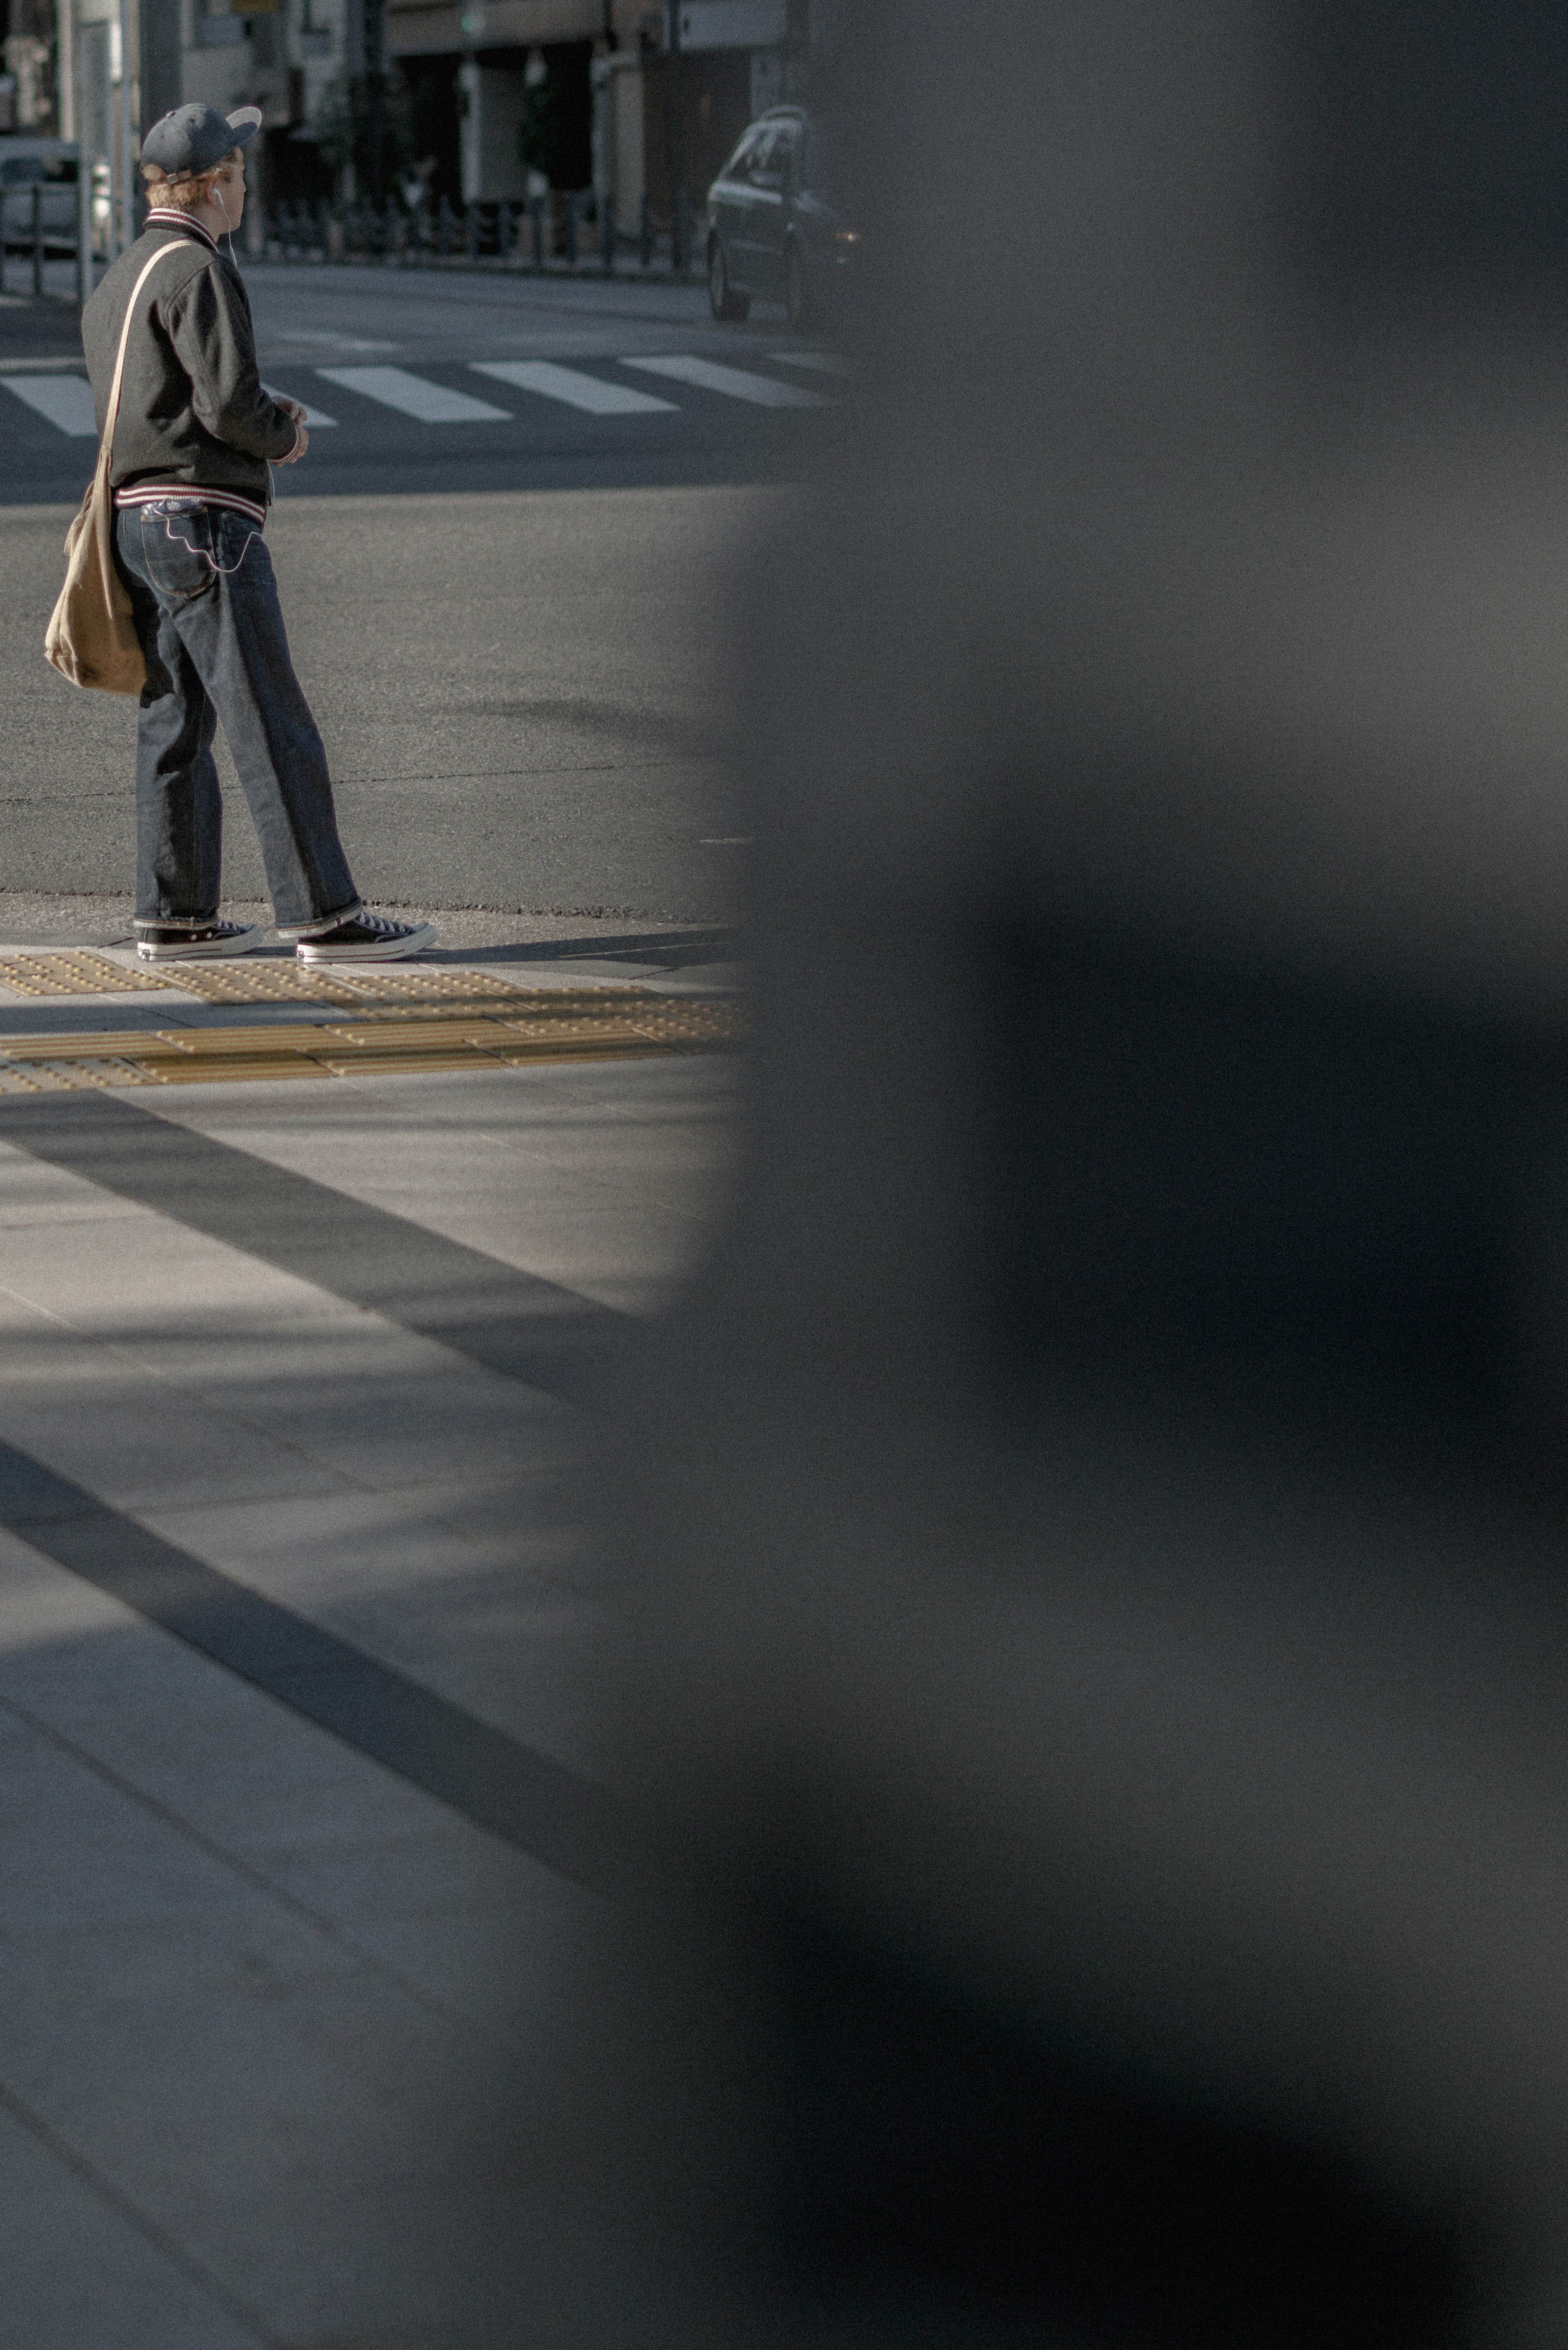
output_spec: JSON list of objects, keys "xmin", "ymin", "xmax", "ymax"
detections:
[
  {"xmin": 0, "ymin": 997, "xmax": 744, "ymax": 1092},
  {"xmin": 150, "ymin": 962, "xmax": 606, "ymax": 1008},
  {"xmin": 0, "ymin": 950, "xmax": 175, "ymax": 997},
  {"xmin": 0, "ymin": 950, "xmax": 677, "ymax": 1012}
]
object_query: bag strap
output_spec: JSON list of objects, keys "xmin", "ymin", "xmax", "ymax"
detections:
[{"xmin": 97, "ymin": 239, "xmax": 182, "ymax": 486}]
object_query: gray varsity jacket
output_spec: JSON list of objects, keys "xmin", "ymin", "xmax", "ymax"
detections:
[{"xmin": 80, "ymin": 210, "xmax": 298, "ymax": 515}]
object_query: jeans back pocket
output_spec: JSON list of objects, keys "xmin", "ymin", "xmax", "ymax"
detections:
[{"xmin": 142, "ymin": 506, "xmax": 219, "ymax": 604}]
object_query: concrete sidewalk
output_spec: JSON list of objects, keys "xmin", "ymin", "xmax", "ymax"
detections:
[{"xmin": 0, "ymin": 927, "xmax": 740, "ymax": 2347}]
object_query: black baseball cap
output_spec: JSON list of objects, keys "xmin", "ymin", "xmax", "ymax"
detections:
[{"xmin": 140, "ymin": 103, "xmax": 262, "ymax": 178}]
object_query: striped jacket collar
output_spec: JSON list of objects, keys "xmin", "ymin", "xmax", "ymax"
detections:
[{"xmin": 145, "ymin": 207, "xmax": 220, "ymax": 253}]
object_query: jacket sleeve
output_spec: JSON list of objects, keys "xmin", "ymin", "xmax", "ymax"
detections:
[{"xmin": 163, "ymin": 263, "xmax": 299, "ymax": 461}]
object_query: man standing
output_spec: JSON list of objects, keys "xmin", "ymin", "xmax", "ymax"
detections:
[{"xmin": 81, "ymin": 102, "xmax": 435, "ymax": 964}]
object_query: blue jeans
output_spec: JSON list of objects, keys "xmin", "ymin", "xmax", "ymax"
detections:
[{"xmin": 115, "ymin": 502, "xmax": 359, "ymax": 930}]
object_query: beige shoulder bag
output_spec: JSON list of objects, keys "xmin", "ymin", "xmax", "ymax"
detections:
[{"xmin": 45, "ymin": 240, "xmax": 180, "ymax": 695}]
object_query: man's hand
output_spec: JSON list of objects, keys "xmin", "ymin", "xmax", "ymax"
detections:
[{"xmin": 274, "ymin": 394, "xmax": 310, "ymax": 465}]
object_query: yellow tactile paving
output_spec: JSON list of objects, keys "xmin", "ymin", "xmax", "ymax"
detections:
[
  {"xmin": 0, "ymin": 950, "xmax": 175, "ymax": 997},
  {"xmin": 0, "ymin": 992, "xmax": 744, "ymax": 1093},
  {"xmin": 162, "ymin": 961, "xmax": 553, "ymax": 1007},
  {"xmin": 0, "ymin": 949, "xmax": 731, "ymax": 1026},
  {"xmin": 0, "ymin": 948, "xmax": 616, "ymax": 1012}
]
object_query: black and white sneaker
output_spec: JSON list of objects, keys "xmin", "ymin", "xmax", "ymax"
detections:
[
  {"xmin": 295, "ymin": 912, "xmax": 438, "ymax": 964},
  {"xmin": 135, "ymin": 921, "xmax": 265, "ymax": 963}
]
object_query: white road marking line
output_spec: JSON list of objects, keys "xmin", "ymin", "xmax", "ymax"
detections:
[
  {"xmin": 262, "ymin": 385, "xmax": 337, "ymax": 426},
  {"xmin": 276, "ymin": 331, "xmax": 400, "ymax": 351},
  {"xmin": 313, "ymin": 366, "xmax": 512, "ymax": 423},
  {"xmin": 620, "ymin": 354, "xmax": 833, "ymax": 408},
  {"xmin": 2, "ymin": 373, "xmax": 98, "ymax": 435},
  {"xmin": 469, "ymin": 359, "xmax": 677, "ymax": 415},
  {"xmin": 773, "ymin": 349, "xmax": 850, "ymax": 374}
]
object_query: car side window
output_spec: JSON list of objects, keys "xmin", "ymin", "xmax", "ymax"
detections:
[
  {"xmin": 748, "ymin": 128, "xmax": 785, "ymax": 192},
  {"xmin": 720, "ymin": 127, "xmax": 763, "ymax": 184},
  {"xmin": 771, "ymin": 127, "xmax": 799, "ymax": 194}
]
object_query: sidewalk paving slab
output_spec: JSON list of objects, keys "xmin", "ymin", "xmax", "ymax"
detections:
[{"xmin": 0, "ymin": 972, "xmax": 737, "ymax": 2345}]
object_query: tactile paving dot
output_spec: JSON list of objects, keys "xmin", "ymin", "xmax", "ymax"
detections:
[
  {"xmin": 494, "ymin": 998, "xmax": 742, "ymax": 1042},
  {"xmin": 155, "ymin": 964, "xmax": 655, "ymax": 1010},
  {"xmin": 25, "ymin": 1057, "xmax": 158, "ymax": 1088},
  {"xmin": 0, "ymin": 953, "xmax": 742, "ymax": 1030},
  {"xmin": 161, "ymin": 962, "xmax": 387, "ymax": 1007},
  {"xmin": 312, "ymin": 967, "xmax": 569, "ymax": 1002},
  {"xmin": 0, "ymin": 951, "xmax": 176, "ymax": 997}
]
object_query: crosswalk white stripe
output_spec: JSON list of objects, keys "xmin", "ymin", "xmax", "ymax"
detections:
[
  {"xmin": 313, "ymin": 366, "xmax": 512, "ymax": 423},
  {"xmin": 2, "ymin": 373, "xmax": 98, "ymax": 436},
  {"xmin": 620, "ymin": 354, "xmax": 833, "ymax": 408},
  {"xmin": 262, "ymin": 384, "xmax": 337, "ymax": 427},
  {"xmin": 469, "ymin": 359, "xmax": 677, "ymax": 415},
  {"xmin": 773, "ymin": 349, "xmax": 850, "ymax": 375}
]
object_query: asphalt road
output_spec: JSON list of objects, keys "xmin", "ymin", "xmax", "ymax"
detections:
[{"xmin": 0, "ymin": 265, "xmax": 837, "ymax": 923}]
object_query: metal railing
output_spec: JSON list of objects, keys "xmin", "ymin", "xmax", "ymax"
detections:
[
  {"xmin": 0, "ymin": 181, "xmax": 708, "ymax": 303},
  {"xmin": 0, "ymin": 165, "xmax": 124, "ymax": 305},
  {"xmin": 0, "ymin": 181, "xmax": 91, "ymax": 301},
  {"xmin": 251, "ymin": 188, "xmax": 706, "ymax": 279}
]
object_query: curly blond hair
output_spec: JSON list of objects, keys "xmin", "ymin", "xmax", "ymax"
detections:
[{"xmin": 141, "ymin": 147, "xmax": 243, "ymax": 212}]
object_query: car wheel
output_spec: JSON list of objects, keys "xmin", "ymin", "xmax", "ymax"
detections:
[
  {"xmin": 708, "ymin": 239, "xmax": 750, "ymax": 322},
  {"xmin": 785, "ymin": 244, "xmax": 810, "ymax": 332}
]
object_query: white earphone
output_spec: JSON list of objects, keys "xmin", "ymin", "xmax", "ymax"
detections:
[{"xmin": 212, "ymin": 173, "xmax": 238, "ymax": 257}]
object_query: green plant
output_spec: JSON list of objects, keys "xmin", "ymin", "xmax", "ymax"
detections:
[
  {"xmin": 310, "ymin": 68, "xmax": 413, "ymax": 192},
  {"xmin": 518, "ymin": 62, "xmax": 563, "ymax": 185}
]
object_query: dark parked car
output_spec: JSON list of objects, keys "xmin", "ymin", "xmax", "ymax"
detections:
[{"xmin": 705, "ymin": 107, "xmax": 857, "ymax": 330}]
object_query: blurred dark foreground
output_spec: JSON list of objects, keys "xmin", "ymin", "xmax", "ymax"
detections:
[{"xmin": 524, "ymin": 8, "xmax": 1568, "ymax": 2346}]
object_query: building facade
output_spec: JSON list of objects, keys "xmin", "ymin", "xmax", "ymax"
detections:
[{"xmin": 29, "ymin": 0, "xmax": 825, "ymax": 242}]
